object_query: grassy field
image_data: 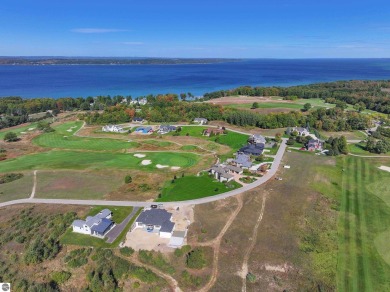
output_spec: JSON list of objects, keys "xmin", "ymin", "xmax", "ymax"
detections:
[
  {"xmin": 349, "ymin": 143, "xmax": 390, "ymax": 156},
  {"xmin": 0, "ymin": 122, "xmax": 38, "ymax": 140},
  {"xmin": 33, "ymin": 121, "xmax": 140, "ymax": 151},
  {"xmin": 0, "ymin": 171, "xmax": 33, "ymax": 202},
  {"xmin": 35, "ymin": 170, "xmax": 124, "ymax": 200},
  {"xmin": 0, "ymin": 150, "xmax": 200, "ymax": 172},
  {"xmin": 320, "ymin": 130, "xmax": 367, "ymax": 140},
  {"xmin": 175, "ymin": 126, "xmax": 248, "ymax": 151},
  {"xmin": 337, "ymin": 156, "xmax": 390, "ymax": 292},
  {"xmin": 157, "ymin": 174, "xmax": 241, "ymax": 202}
]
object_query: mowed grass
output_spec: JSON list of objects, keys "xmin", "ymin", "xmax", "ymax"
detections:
[
  {"xmin": 0, "ymin": 122, "xmax": 38, "ymax": 140},
  {"xmin": 0, "ymin": 171, "xmax": 33, "ymax": 202},
  {"xmin": 33, "ymin": 121, "xmax": 139, "ymax": 151},
  {"xmin": 349, "ymin": 143, "xmax": 390, "ymax": 156},
  {"xmin": 35, "ymin": 170, "xmax": 124, "ymax": 200},
  {"xmin": 175, "ymin": 126, "xmax": 248, "ymax": 151},
  {"xmin": 337, "ymin": 156, "xmax": 390, "ymax": 292},
  {"xmin": 0, "ymin": 150, "xmax": 200, "ymax": 172},
  {"xmin": 87, "ymin": 205, "xmax": 133, "ymax": 223},
  {"xmin": 157, "ymin": 174, "xmax": 241, "ymax": 202}
]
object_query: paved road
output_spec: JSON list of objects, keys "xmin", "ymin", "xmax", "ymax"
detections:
[
  {"xmin": 0, "ymin": 139, "xmax": 287, "ymax": 209},
  {"xmin": 105, "ymin": 207, "xmax": 140, "ymax": 243}
]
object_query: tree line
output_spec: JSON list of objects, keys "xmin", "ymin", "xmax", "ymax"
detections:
[{"xmin": 202, "ymin": 80, "xmax": 390, "ymax": 114}]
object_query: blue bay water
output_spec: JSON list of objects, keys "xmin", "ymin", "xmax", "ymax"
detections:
[{"xmin": 0, "ymin": 59, "xmax": 389, "ymax": 98}]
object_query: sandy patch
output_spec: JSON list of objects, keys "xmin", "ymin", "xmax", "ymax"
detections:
[
  {"xmin": 171, "ymin": 166, "xmax": 181, "ymax": 170},
  {"xmin": 66, "ymin": 129, "xmax": 73, "ymax": 132},
  {"xmin": 63, "ymin": 136, "xmax": 68, "ymax": 138},
  {"xmin": 379, "ymin": 166, "xmax": 390, "ymax": 173},
  {"xmin": 20, "ymin": 132, "xmax": 27, "ymax": 134},
  {"xmin": 28, "ymin": 128, "xmax": 35, "ymax": 131},
  {"xmin": 156, "ymin": 164, "xmax": 169, "ymax": 169},
  {"xmin": 134, "ymin": 153, "xmax": 146, "ymax": 158},
  {"xmin": 141, "ymin": 160, "xmax": 152, "ymax": 165}
]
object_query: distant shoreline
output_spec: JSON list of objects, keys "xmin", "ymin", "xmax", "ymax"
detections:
[{"xmin": 0, "ymin": 57, "xmax": 242, "ymax": 66}]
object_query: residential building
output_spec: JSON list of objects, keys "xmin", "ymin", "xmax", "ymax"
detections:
[
  {"xmin": 238, "ymin": 144, "xmax": 264, "ymax": 156},
  {"xmin": 233, "ymin": 153, "xmax": 252, "ymax": 168},
  {"xmin": 286, "ymin": 127, "xmax": 310, "ymax": 136},
  {"xmin": 248, "ymin": 134, "xmax": 266, "ymax": 145},
  {"xmin": 203, "ymin": 128, "xmax": 225, "ymax": 136},
  {"xmin": 307, "ymin": 139, "xmax": 323, "ymax": 151},
  {"xmin": 209, "ymin": 165, "xmax": 234, "ymax": 182},
  {"xmin": 72, "ymin": 209, "xmax": 114, "ymax": 238},
  {"xmin": 135, "ymin": 126, "xmax": 153, "ymax": 134},
  {"xmin": 133, "ymin": 208, "xmax": 175, "ymax": 238},
  {"xmin": 157, "ymin": 125, "xmax": 177, "ymax": 134},
  {"xmin": 193, "ymin": 118, "xmax": 208, "ymax": 125},
  {"xmin": 132, "ymin": 117, "xmax": 144, "ymax": 123},
  {"xmin": 102, "ymin": 125, "xmax": 124, "ymax": 133}
]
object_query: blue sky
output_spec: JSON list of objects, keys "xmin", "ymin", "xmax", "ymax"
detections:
[{"xmin": 1, "ymin": 0, "xmax": 390, "ymax": 58}]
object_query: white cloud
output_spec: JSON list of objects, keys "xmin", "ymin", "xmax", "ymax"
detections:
[{"xmin": 71, "ymin": 28, "xmax": 128, "ymax": 34}]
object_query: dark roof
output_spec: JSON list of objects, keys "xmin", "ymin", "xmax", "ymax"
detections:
[
  {"xmin": 238, "ymin": 144, "xmax": 264, "ymax": 156},
  {"xmin": 160, "ymin": 221, "xmax": 175, "ymax": 233},
  {"xmin": 234, "ymin": 154, "xmax": 252, "ymax": 168},
  {"xmin": 133, "ymin": 117, "xmax": 143, "ymax": 121},
  {"xmin": 136, "ymin": 209, "xmax": 173, "ymax": 226},
  {"xmin": 91, "ymin": 218, "xmax": 114, "ymax": 234}
]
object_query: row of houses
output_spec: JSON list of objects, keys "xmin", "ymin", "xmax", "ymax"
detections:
[{"xmin": 102, "ymin": 125, "xmax": 125, "ymax": 133}]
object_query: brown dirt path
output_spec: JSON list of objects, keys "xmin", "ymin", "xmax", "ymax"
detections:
[
  {"xmin": 195, "ymin": 195, "xmax": 244, "ymax": 292},
  {"xmin": 240, "ymin": 194, "xmax": 267, "ymax": 292}
]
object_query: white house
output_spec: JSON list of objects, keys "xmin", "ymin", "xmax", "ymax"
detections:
[
  {"xmin": 72, "ymin": 209, "xmax": 114, "ymax": 238},
  {"xmin": 132, "ymin": 208, "xmax": 175, "ymax": 238},
  {"xmin": 249, "ymin": 134, "xmax": 266, "ymax": 145},
  {"xmin": 209, "ymin": 165, "xmax": 235, "ymax": 182},
  {"xmin": 102, "ymin": 125, "xmax": 124, "ymax": 133},
  {"xmin": 287, "ymin": 127, "xmax": 310, "ymax": 136},
  {"xmin": 157, "ymin": 125, "xmax": 177, "ymax": 134},
  {"xmin": 194, "ymin": 118, "xmax": 208, "ymax": 125}
]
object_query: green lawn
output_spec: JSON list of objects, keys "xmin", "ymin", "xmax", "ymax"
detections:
[
  {"xmin": 35, "ymin": 170, "xmax": 124, "ymax": 200},
  {"xmin": 0, "ymin": 122, "xmax": 39, "ymax": 140},
  {"xmin": 0, "ymin": 171, "xmax": 33, "ymax": 202},
  {"xmin": 337, "ymin": 156, "xmax": 390, "ymax": 291},
  {"xmin": 141, "ymin": 140, "xmax": 174, "ymax": 147},
  {"xmin": 33, "ymin": 121, "xmax": 139, "ymax": 151},
  {"xmin": 87, "ymin": 205, "xmax": 133, "ymax": 223},
  {"xmin": 225, "ymin": 102, "xmax": 304, "ymax": 110},
  {"xmin": 349, "ymin": 143, "xmax": 390, "ymax": 156},
  {"xmin": 157, "ymin": 174, "xmax": 242, "ymax": 202},
  {"xmin": 180, "ymin": 145, "xmax": 198, "ymax": 151},
  {"xmin": 0, "ymin": 150, "xmax": 200, "ymax": 172},
  {"xmin": 176, "ymin": 126, "xmax": 208, "ymax": 137}
]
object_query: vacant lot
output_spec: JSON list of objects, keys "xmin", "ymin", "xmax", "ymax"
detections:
[
  {"xmin": 35, "ymin": 170, "xmax": 124, "ymax": 200},
  {"xmin": 0, "ymin": 171, "xmax": 33, "ymax": 202},
  {"xmin": 158, "ymin": 174, "xmax": 241, "ymax": 202}
]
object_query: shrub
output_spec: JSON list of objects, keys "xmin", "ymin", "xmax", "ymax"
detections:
[
  {"xmin": 186, "ymin": 248, "xmax": 206, "ymax": 269},
  {"xmin": 51, "ymin": 271, "xmax": 71, "ymax": 284},
  {"xmin": 125, "ymin": 175, "xmax": 132, "ymax": 184},
  {"xmin": 4, "ymin": 132, "xmax": 18, "ymax": 142},
  {"xmin": 119, "ymin": 247, "xmax": 134, "ymax": 257},
  {"xmin": 0, "ymin": 173, "xmax": 23, "ymax": 184},
  {"xmin": 246, "ymin": 273, "xmax": 256, "ymax": 283},
  {"xmin": 174, "ymin": 245, "xmax": 192, "ymax": 257}
]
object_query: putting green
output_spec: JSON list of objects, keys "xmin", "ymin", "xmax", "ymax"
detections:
[{"xmin": 0, "ymin": 150, "xmax": 200, "ymax": 172}]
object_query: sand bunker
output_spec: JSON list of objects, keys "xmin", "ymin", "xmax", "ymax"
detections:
[
  {"xmin": 171, "ymin": 166, "xmax": 181, "ymax": 170},
  {"xmin": 20, "ymin": 132, "xmax": 26, "ymax": 134},
  {"xmin": 134, "ymin": 154, "xmax": 146, "ymax": 158},
  {"xmin": 141, "ymin": 160, "xmax": 152, "ymax": 165},
  {"xmin": 379, "ymin": 166, "xmax": 390, "ymax": 173},
  {"xmin": 28, "ymin": 128, "xmax": 35, "ymax": 131},
  {"xmin": 63, "ymin": 136, "xmax": 68, "ymax": 138},
  {"xmin": 67, "ymin": 129, "xmax": 73, "ymax": 132},
  {"xmin": 156, "ymin": 164, "xmax": 169, "ymax": 169}
]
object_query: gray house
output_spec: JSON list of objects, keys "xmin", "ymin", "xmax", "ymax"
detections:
[
  {"xmin": 233, "ymin": 153, "xmax": 252, "ymax": 168},
  {"xmin": 194, "ymin": 118, "xmax": 208, "ymax": 125},
  {"xmin": 72, "ymin": 209, "xmax": 114, "ymax": 238},
  {"xmin": 133, "ymin": 209, "xmax": 175, "ymax": 238}
]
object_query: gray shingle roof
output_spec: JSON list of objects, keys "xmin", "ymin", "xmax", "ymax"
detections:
[
  {"xmin": 160, "ymin": 221, "xmax": 175, "ymax": 233},
  {"xmin": 234, "ymin": 154, "xmax": 252, "ymax": 168},
  {"xmin": 97, "ymin": 209, "xmax": 112, "ymax": 219},
  {"xmin": 136, "ymin": 209, "xmax": 173, "ymax": 226},
  {"xmin": 91, "ymin": 218, "xmax": 114, "ymax": 234},
  {"xmin": 72, "ymin": 220, "xmax": 85, "ymax": 228}
]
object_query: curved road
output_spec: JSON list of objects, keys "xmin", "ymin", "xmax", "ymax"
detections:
[{"xmin": 0, "ymin": 138, "xmax": 287, "ymax": 209}]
